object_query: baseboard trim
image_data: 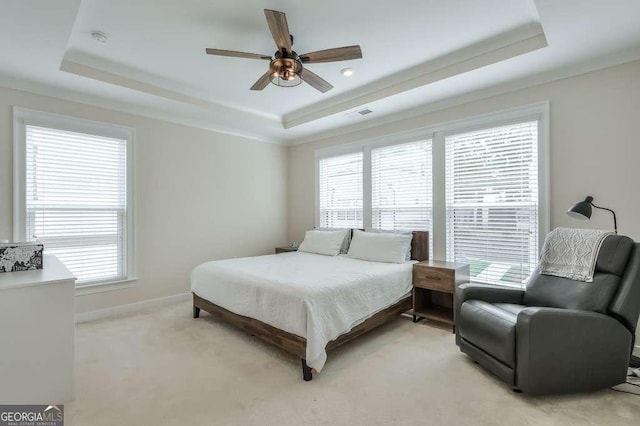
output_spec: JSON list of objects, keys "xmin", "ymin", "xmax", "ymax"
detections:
[{"xmin": 75, "ymin": 292, "xmax": 191, "ymax": 323}]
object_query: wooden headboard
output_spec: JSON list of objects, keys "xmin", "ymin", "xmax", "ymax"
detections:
[
  {"xmin": 410, "ymin": 231, "xmax": 429, "ymax": 262},
  {"xmin": 349, "ymin": 229, "xmax": 429, "ymax": 262}
]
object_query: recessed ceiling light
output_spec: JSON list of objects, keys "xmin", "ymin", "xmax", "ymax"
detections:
[
  {"xmin": 341, "ymin": 68, "xmax": 354, "ymax": 77},
  {"xmin": 91, "ymin": 31, "xmax": 108, "ymax": 43}
]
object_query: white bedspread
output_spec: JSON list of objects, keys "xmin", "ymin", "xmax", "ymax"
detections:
[{"xmin": 191, "ymin": 252, "xmax": 414, "ymax": 371}]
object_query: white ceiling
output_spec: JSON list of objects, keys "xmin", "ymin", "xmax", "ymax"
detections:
[{"xmin": 2, "ymin": 0, "xmax": 640, "ymax": 144}]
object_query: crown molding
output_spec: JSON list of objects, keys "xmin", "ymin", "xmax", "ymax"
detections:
[
  {"xmin": 3, "ymin": 38, "xmax": 640, "ymax": 149},
  {"xmin": 282, "ymin": 23, "xmax": 548, "ymax": 129},
  {"xmin": 60, "ymin": 50, "xmax": 280, "ymax": 122},
  {"xmin": 0, "ymin": 73, "xmax": 283, "ymax": 145},
  {"xmin": 286, "ymin": 45, "xmax": 640, "ymax": 146}
]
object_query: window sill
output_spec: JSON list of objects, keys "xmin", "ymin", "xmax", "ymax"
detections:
[
  {"xmin": 469, "ymin": 280, "xmax": 525, "ymax": 290},
  {"xmin": 75, "ymin": 278, "xmax": 136, "ymax": 296}
]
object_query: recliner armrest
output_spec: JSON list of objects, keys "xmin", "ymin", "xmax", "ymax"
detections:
[
  {"xmin": 454, "ymin": 284, "xmax": 524, "ymax": 344},
  {"xmin": 517, "ymin": 306, "xmax": 626, "ymax": 326},
  {"xmin": 456, "ymin": 284, "xmax": 524, "ymax": 305},
  {"xmin": 516, "ymin": 307, "xmax": 631, "ymax": 394}
]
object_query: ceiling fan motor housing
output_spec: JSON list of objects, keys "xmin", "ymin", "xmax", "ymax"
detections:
[{"xmin": 269, "ymin": 54, "xmax": 303, "ymax": 87}]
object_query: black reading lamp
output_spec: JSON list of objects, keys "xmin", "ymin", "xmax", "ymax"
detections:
[
  {"xmin": 567, "ymin": 197, "xmax": 638, "ymax": 368},
  {"xmin": 566, "ymin": 196, "xmax": 618, "ymax": 234}
]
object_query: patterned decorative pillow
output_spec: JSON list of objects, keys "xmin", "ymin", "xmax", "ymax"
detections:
[{"xmin": 0, "ymin": 242, "xmax": 44, "ymax": 272}]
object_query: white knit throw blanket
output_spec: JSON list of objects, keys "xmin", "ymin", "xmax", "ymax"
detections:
[{"xmin": 539, "ymin": 227, "xmax": 613, "ymax": 282}]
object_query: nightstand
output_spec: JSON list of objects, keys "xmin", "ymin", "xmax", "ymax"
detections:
[
  {"xmin": 275, "ymin": 246, "xmax": 298, "ymax": 254},
  {"xmin": 412, "ymin": 260, "xmax": 469, "ymax": 329}
]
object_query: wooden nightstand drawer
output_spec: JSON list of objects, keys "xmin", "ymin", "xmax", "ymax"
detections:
[{"xmin": 413, "ymin": 267, "xmax": 454, "ymax": 292}]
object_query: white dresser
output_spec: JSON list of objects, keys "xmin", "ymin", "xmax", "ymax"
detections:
[{"xmin": 0, "ymin": 255, "xmax": 76, "ymax": 404}]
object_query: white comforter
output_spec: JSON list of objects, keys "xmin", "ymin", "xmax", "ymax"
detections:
[{"xmin": 191, "ymin": 252, "xmax": 414, "ymax": 371}]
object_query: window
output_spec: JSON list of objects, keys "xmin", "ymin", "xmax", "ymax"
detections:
[
  {"xmin": 14, "ymin": 109, "xmax": 134, "ymax": 287},
  {"xmin": 445, "ymin": 121, "xmax": 539, "ymax": 286},
  {"xmin": 315, "ymin": 103, "xmax": 548, "ymax": 287},
  {"xmin": 318, "ymin": 152, "xmax": 363, "ymax": 228},
  {"xmin": 371, "ymin": 140, "xmax": 432, "ymax": 232}
]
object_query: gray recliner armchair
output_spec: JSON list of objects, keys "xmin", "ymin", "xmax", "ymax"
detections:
[{"xmin": 455, "ymin": 235, "xmax": 640, "ymax": 395}]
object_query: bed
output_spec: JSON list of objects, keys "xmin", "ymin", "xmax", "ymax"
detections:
[{"xmin": 191, "ymin": 230, "xmax": 428, "ymax": 381}]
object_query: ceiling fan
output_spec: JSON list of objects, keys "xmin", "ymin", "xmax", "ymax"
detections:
[{"xmin": 205, "ymin": 9, "xmax": 362, "ymax": 93}]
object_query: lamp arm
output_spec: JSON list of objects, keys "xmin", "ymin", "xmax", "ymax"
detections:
[{"xmin": 591, "ymin": 203, "xmax": 618, "ymax": 234}]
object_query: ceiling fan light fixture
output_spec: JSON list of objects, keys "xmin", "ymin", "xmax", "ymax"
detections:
[
  {"xmin": 268, "ymin": 57, "xmax": 302, "ymax": 87},
  {"xmin": 341, "ymin": 67, "xmax": 354, "ymax": 77},
  {"xmin": 206, "ymin": 9, "xmax": 361, "ymax": 92}
]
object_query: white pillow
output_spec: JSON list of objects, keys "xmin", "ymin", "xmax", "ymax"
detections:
[
  {"xmin": 347, "ymin": 230, "xmax": 413, "ymax": 263},
  {"xmin": 316, "ymin": 227, "xmax": 351, "ymax": 253},
  {"xmin": 298, "ymin": 230, "xmax": 349, "ymax": 256},
  {"xmin": 365, "ymin": 229, "xmax": 413, "ymax": 260}
]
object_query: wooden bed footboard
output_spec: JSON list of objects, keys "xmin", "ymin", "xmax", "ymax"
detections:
[
  {"xmin": 192, "ymin": 293, "xmax": 412, "ymax": 381},
  {"xmin": 193, "ymin": 293, "xmax": 306, "ymax": 358}
]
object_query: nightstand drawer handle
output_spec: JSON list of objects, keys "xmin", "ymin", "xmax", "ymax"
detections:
[{"xmin": 424, "ymin": 275, "xmax": 441, "ymax": 281}]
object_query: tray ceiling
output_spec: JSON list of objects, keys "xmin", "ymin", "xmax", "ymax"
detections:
[{"xmin": 1, "ymin": 1, "xmax": 640, "ymax": 144}]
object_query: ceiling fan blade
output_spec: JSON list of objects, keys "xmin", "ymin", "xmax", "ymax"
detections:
[
  {"xmin": 301, "ymin": 68, "xmax": 333, "ymax": 93},
  {"xmin": 250, "ymin": 71, "xmax": 272, "ymax": 91},
  {"xmin": 264, "ymin": 9, "xmax": 292, "ymax": 52},
  {"xmin": 300, "ymin": 45, "xmax": 362, "ymax": 63},
  {"xmin": 206, "ymin": 48, "xmax": 271, "ymax": 60}
]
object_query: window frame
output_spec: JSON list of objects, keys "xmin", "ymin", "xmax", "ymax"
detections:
[
  {"xmin": 13, "ymin": 108, "xmax": 136, "ymax": 293},
  {"xmin": 317, "ymin": 150, "xmax": 365, "ymax": 229},
  {"xmin": 315, "ymin": 102, "xmax": 549, "ymax": 286},
  {"xmin": 370, "ymin": 139, "xmax": 432, "ymax": 233},
  {"xmin": 315, "ymin": 143, "xmax": 365, "ymax": 230},
  {"xmin": 436, "ymin": 103, "xmax": 550, "ymax": 260},
  {"xmin": 443, "ymin": 120, "xmax": 543, "ymax": 286}
]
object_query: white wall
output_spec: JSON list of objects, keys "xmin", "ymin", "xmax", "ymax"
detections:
[
  {"xmin": 0, "ymin": 86, "xmax": 289, "ymax": 314},
  {"xmin": 288, "ymin": 59, "xmax": 640, "ymax": 345}
]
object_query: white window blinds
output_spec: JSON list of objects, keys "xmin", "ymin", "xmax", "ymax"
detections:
[
  {"xmin": 25, "ymin": 125, "xmax": 129, "ymax": 285},
  {"xmin": 371, "ymin": 140, "xmax": 432, "ymax": 233},
  {"xmin": 445, "ymin": 121, "xmax": 539, "ymax": 286},
  {"xmin": 318, "ymin": 152, "xmax": 363, "ymax": 228}
]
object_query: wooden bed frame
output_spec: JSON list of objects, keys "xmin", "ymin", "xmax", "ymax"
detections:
[{"xmin": 192, "ymin": 230, "xmax": 429, "ymax": 381}]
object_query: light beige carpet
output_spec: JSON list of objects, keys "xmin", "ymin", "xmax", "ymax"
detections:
[{"xmin": 67, "ymin": 301, "xmax": 640, "ymax": 425}]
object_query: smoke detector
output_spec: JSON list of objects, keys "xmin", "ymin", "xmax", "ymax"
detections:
[{"xmin": 91, "ymin": 31, "xmax": 108, "ymax": 43}]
